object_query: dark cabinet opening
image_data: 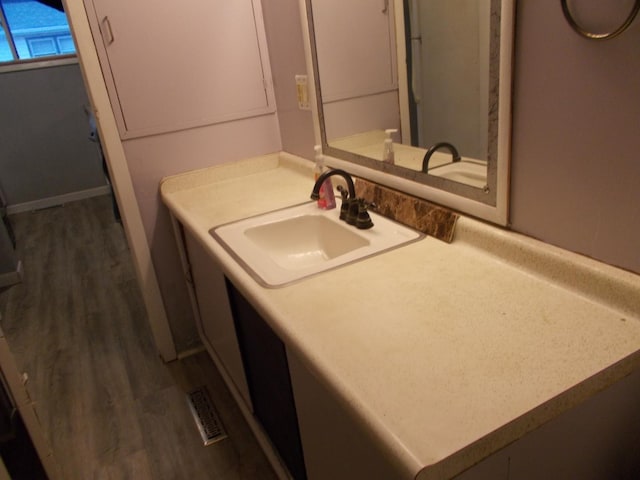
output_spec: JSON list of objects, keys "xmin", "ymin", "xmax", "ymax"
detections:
[{"xmin": 225, "ymin": 278, "xmax": 307, "ymax": 480}]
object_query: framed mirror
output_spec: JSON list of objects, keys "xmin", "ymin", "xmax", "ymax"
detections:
[{"xmin": 300, "ymin": 0, "xmax": 514, "ymax": 225}]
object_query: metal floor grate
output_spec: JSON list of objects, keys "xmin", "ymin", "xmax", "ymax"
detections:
[{"xmin": 187, "ymin": 386, "xmax": 228, "ymax": 446}]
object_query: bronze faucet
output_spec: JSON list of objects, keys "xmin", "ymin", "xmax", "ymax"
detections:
[
  {"xmin": 422, "ymin": 142, "xmax": 461, "ymax": 172},
  {"xmin": 311, "ymin": 169, "xmax": 355, "ymax": 200},
  {"xmin": 311, "ymin": 170, "xmax": 373, "ymax": 229}
]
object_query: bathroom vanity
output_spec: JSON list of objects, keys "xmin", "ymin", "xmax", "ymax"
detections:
[{"xmin": 161, "ymin": 152, "xmax": 640, "ymax": 480}]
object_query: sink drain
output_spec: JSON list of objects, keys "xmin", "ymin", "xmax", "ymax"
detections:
[{"xmin": 187, "ymin": 386, "xmax": 228, "ymax": 446}]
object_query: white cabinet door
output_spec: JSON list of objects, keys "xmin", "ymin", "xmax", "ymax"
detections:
[
  {"xmin": 86, "ymin": 0, "xmax": 275, "ymax": 138},
  {"xmin": 184, "ymin": 233, "xmax": 252, "ymax": 410}
]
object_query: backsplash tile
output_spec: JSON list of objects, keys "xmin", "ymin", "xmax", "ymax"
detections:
[{"xmin": 355, "ymin": 179, "xmax": 459, "ymax": 243}]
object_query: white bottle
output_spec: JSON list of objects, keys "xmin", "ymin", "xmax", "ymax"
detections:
[{"xmin": 382, "ymin": 129, "xmax": 398, "ymax": 165}]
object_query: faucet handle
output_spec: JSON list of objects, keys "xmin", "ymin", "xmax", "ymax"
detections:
[
  {"xmin": 335, "ymin": 188, "xmax": 374, "ymax": 229},
  {"xmin": 346, "ymin": 198, "xmax": 360, "ymax": 225},
  {"xmin": 363, "ymin": 201, "xmax": 377, "ymax": 211},
  {"xmin": 337, "ymin": 185, "xmax": 350, "ymax": 221},
  {"xmin": 355, "ymin": 199, "xmax": 374, "ymax": 230}
]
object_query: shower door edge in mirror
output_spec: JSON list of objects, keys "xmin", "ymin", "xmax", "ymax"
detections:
[{"xmin": 302, "ymin": 0, "xmax": 514, "ymax": 226}]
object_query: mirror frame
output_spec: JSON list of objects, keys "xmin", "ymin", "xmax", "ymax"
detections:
[{"xmin": 299, "ymin": 0, "xmax": 514, "ymax": 226}]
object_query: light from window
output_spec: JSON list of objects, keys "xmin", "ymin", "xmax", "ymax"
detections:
[
  {"xmin": 0, "ymin": 25, "xmax": 12, "ymax": 62},
  {"xmin": 0, "ymin": 0, "xmax": 76, "ymax": 64}
]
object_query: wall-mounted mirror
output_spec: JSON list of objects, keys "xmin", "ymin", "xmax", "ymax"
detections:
[{"xmin": 301, "ymin": 0, "xmax": 514, "ymax": 225}]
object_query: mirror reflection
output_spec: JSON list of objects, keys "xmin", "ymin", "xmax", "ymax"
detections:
[{"xmin": 309, "ymin": 0, "xmax": 507, "ymax": 201}]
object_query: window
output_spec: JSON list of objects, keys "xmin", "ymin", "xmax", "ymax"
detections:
[{"xmin": 0, "ymin": 0, "xmax": 76, "ymax": 63}]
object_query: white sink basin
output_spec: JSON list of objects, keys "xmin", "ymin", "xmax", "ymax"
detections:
[
  {"xmin": 211, "ymin": 202, "xmax": 424, "ymax": 287},
  {"xmin": 428, "ymin": 160, "xmax": 487, "ymax": 189}
]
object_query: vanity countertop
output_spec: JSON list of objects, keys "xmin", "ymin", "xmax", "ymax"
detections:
[{"xmin": 161, "ymin": 152, "xmax": 640, "ymax": 479}]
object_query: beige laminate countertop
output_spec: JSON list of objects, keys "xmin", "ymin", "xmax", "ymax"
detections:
[{"xmin": 160, "ymin": 152, "xmax": 640, "ymax": 479}]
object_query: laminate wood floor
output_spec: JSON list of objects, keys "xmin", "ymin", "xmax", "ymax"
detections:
[{"xmin": 0, "ymin": 195, "xmax": 277, "ymax": 480}]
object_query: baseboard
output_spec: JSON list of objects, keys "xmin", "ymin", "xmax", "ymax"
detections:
[
  {"xmin": 0, "ymin": 260, "xmax": 23, "ymax": 288},
  {"xmin": 6, "ymin": 185, "xmax": 112, "ymax": 215}
]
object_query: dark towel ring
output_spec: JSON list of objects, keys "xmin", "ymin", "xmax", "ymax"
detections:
[{"xmin": 561, "ymin": 0, "xmax": 640, "ymax": 40}]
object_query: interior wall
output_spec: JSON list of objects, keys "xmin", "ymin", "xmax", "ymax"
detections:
[
  {"xmin": 509, "ymin": 0, "xmax": 640, "ymax": 274},
  {"xmin": 0, "ymin": 62, "xmax": 106, "ymax": 205},
  {"xmin": 124, "ymin": 116, "xmax": 281, "ymax": 352},
  {"xmin": 261, "ymin": 0, "xmax": 316, "ymax": 159},
  {"xmin": 65, "ymin": 0, "xmax": 311, "ymax": 355},
  {"xmin": 125, "ymin": 0, "xmax": 314, "ymax": 353}
]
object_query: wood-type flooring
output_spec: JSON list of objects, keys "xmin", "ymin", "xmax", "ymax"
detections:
[{"xmin": 0, "ymin": 195, "xmax": 276, "ymax": 479}]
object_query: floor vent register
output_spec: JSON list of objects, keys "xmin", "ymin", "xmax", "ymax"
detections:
[{"xmin": 187, "ymin": 386, "xmax": 228, "ymax": 446}]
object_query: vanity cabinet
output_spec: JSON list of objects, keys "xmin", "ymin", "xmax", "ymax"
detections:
[
  {"xmin": 183, "ymin": 233, "xmax": 252, "ymax": 409},
  {"xmin": 288, "ymin": 350, "xmax": 410, "ymax": 480},
  {"xmin": 225, "ymin": 280, "xmax": 307, "ymax": 480},
  {"xmin": 163, "ymin": 156, "xmax": 640, "ymax": 480},
  {"xmin": 84, "ymin": 0, "xmax": 275, "ymax": 138},
  {"xmin": 183, "ymin": 229, "xmax": 306, "ymax": 478},
  {"xmin": 187, "ymin": 258, "xmax": 402, "ymax": 480},
  {"xmin": 180, "ymin": 228, "xmax": 640, "ymax": 480},
  {"xmin": 451, "ymin": 367, "xmax": 640, "ymax": 480}
]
